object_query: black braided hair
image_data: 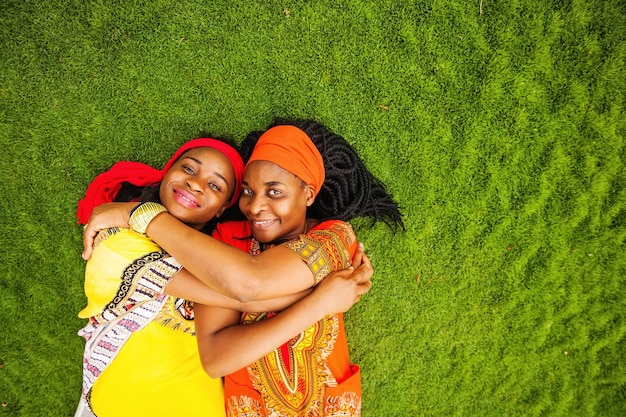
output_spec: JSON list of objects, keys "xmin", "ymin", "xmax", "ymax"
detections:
[{"xmin": 240, "ymin": 119, "xmax": 404, "ymax": 230}]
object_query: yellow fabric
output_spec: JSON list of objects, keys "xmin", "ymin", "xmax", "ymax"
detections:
[
  {"xmin": 79, "ymin": 228, "xmax": 162, "ymax": 318},
  {"xmin": 80, "ymin": 228, "xmax": 225, "ymax": 416},
  {"xmin": 90, "ymin": 322, "xmax": 225, "ymax": 416}
]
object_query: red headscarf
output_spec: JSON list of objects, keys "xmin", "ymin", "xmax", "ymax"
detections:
[
  {"xmin": 246, "ymin": 125, "xmax": 325, "ymax": 196},
  {"xmin": 76, "ymin": 138, "xmax": 244, "ymax": 224}
]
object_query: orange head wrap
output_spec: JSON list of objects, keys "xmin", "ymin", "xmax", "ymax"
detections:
[{"xmin": 246, "ymin": 125, "xmax": 325, "ymax": 196}]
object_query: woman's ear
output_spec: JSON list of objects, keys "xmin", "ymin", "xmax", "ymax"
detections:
[
  {"xmin": 305, "ymin": 185, "xmax": 316, "ymax": 206},
  {"xmin": 215, "ymin": 202, "xmax": 229, "ymax": 218}
]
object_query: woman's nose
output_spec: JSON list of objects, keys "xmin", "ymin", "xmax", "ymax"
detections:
[
  {"xmin": 185, "ymin": 179, "xmax": 203, "ymax": 194},
  {"xmin": 247, "ymin": 194, "xmax": 266, "ymax": 214}
]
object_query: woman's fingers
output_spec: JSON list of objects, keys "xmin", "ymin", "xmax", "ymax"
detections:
[
  {"xmin": 357, "ymin": 279, "xmax": 372, "ymax": 296},
  {"xmin": 81, "ymin": 202, "xmax": 136, "ymax": 260},
  {"xmin": 81, "ymin": 223, "xmax": 99, "ymax": 260},
  {"xmin": 350, "ymin": 242, "xmax": 365, "ymax": 269},
  {"xmin": 352, "ymin": 253, "xmax": 373, "ymax": 284}
]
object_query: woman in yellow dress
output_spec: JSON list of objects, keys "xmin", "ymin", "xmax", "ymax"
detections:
[{"xmin": 75, "ymin": 138, "xmax": 244, "ymax": 416}]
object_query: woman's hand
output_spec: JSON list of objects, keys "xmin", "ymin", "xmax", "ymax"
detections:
[
  {"xmin": 193, "ymin": 246, "xmax": 373, "ymax": 378},
  {"xmin": 310, "ymin": 256, "xmax": 373, "ymax": 317},
  {"xmin": 82, "ymin": 202, "xmax": 137, "ymax": 260},
  {"xmin": 350, "ymin": 242, "xmax": 372, "ymax": 284}
]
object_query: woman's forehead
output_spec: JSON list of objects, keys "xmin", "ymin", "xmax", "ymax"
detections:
[
  {"xmin": 176, "ymin": 147, "xmax": 236, "ymax": 184},
  {"xmin": 243, "ymin": 160, "xmax": 301, "ymax": 183}
]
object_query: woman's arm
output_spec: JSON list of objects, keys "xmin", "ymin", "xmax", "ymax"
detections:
[
  {"xmin": 166, "ymin": 247, "xmax": 371, "ymax": 312},
  {"xmin": 145, "ymin": 212, "xmax": 316, "ymax": 301},
  {"xmin": 165, "ymin": 268, "xmax": 311, "ymax": 313},
  {"xmin": 195, "ymin": 260, "xmax": 373, "ymax": 378},
  {"xmin": 83, "ymin": 203, "xmax": 359, "ymax": 302}
]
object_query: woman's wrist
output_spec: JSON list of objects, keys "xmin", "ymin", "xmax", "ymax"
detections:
[
  {"xmin": 301, "ymin": 288, "xmax": 328, "ymax": 320},
  {"xmin": 129, "ymin": 202, "xmax": 168, "ymax": 236}
]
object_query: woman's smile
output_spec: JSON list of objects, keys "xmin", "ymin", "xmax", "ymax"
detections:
[
  {"xmin": 251, "ymin": 218, "xmax": 278, "ymax": 230},
  {"xmin": 173, "ymin": 188, "xmax": 201, "ymax": 208}
]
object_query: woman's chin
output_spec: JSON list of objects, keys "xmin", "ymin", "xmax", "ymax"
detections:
[{"xmin": 250, "ymin": 228, "xmax": 279, "ymax": 244}]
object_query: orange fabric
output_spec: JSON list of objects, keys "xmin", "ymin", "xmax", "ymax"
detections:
[
  {"xmin": 247, "ymin": 125, "xmax": 325, "ymax": 196},
  {"xmin": 214, "ymin": 220, "xmax": 362, "ymax": 416}
]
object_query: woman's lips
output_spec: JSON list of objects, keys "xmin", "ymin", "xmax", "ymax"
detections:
[
  {"xmin": 173, "ymin": 189, "xmax": 200, "ymax": 208},
  {"xmin": 251, "ymin": 219, "xmax": 277, "ymax": 229}
]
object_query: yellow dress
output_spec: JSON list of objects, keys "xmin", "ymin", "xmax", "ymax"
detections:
[{"xmin": 78, "ymin": 228, "xmax": 225, "ymax": 416}]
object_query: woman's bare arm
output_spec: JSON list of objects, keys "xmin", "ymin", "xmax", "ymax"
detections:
[
  {"xmin": 195, "ymin": 262, "xmax": 373, "ymax": 378},
  {"xmin": 146, "ymin": 212, "xmax": 315, "ymax": 301},
  {"xmin": 165, "ymin": 268, "xmax": 311, "ymax": 313},
  {"xmin": 83, "ymin": 203, "xmax": 362, "ymax": 302},
  {"xmin": 166, "ymin": 250, "xmax": 371, "ymax": 312}
]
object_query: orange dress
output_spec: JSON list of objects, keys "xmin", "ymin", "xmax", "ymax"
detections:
[{"xmin": 213, "ymin": 220, "xmax": 362, "ymax": 417}]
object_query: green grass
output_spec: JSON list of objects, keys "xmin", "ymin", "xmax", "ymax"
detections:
[{"xmin": 1, "ymin": 0, "xmax": 625, "ymax": 415}]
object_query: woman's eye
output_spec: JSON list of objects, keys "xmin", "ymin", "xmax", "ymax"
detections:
[
  {"xmin": 268, "ymin": 189, "xmax": 281, "ymax": 197},
  {"xmin": 183, "ymin": 166, "xmax": 195, "ymax": 174},
  {"xmin": 242, "ymin": 189, "xmax": 253, "ymax": 196},
  {"xmin": 208, "ymin": 183, "xmax": 221, "ymax": 191}
]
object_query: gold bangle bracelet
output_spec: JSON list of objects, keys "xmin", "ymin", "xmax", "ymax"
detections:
[{"xmin": 129, "ymin": 202, "xmax": 168, "ymax": 235}]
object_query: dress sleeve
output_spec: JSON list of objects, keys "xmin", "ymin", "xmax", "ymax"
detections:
[{"xmin": 281, "ymin": 220, "xmax": 357, "ymax": 285}]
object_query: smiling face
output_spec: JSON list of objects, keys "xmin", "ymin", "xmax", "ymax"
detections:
[
  {"xmin": 159, "ymin": 147, "xmax": 236, "ymax": 230},
  {"xmin": 239, "ymin": 160, "xmax": 315, "ymax": 243}
]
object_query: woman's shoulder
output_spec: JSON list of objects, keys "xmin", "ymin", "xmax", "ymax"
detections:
[
  {"xmin": 281, "ymin": 219, "xmax": 356, "ymax": 281},
  {"xmin": 311, "ymin": 220, "xmax": 356, "ymax": 240},
  {"xmin": 304, "ymin": 219, "xmax": 357, "ymax": 258}
]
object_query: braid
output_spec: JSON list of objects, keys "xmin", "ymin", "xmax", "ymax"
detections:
[
  {"xmin": 240, "ymin": 131, "xmax": 261, "ymax": 161},
  {"xmin": 247, "ymin": 118, "xmax": 404, "ymax": 230}
]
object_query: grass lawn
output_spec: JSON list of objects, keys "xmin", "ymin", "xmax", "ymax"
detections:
[{"xmin": 1, "ymin": 0, "xmax": 624, "ymax": 416}]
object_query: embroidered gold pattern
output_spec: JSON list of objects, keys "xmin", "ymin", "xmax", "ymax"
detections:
[
  {"xmin": 154, "ymin": 297, "xmax": 195, "ymax": 335},
  {"xmin": 242, "ymin": 313, "xmax": 340, "ymax": 416},
  {"xmin": 282, "ymin": 223, "xmax": 354, "ymax": 285},
  {"xmin": 325, "ymin": 392, "xmax": 362, "ymax": 417},
  {"xmin": 227, "ymin": 396, "xmax": 263, "ymax": 417}
]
